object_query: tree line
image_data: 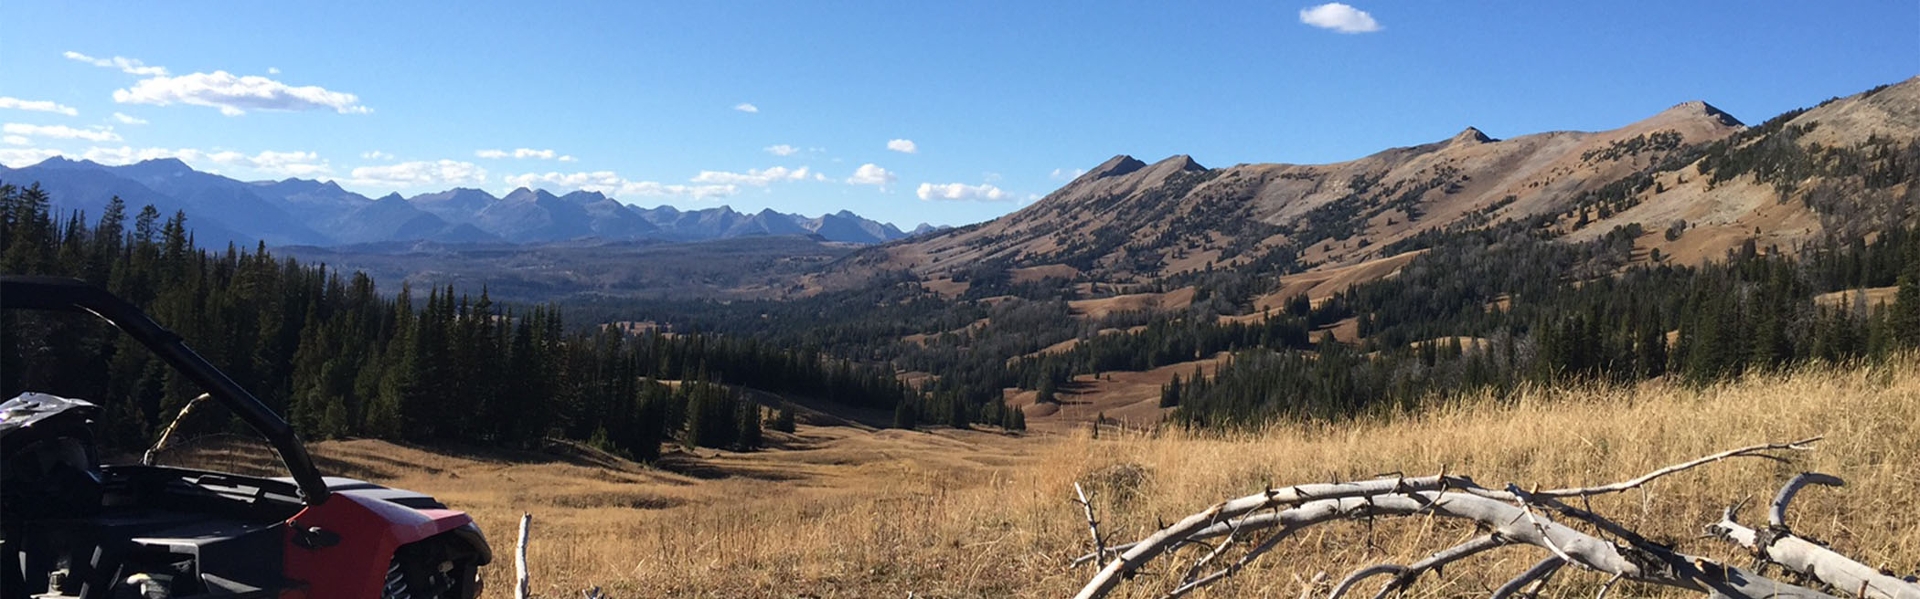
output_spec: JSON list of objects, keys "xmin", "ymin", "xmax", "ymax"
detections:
[
  {"xmin": 1161, "ymin": 222, "xmax": 1920, "ymax": 428},
  {"xmin": 0, "ymin": 183, "xmax": 913, "ymax": 460}
]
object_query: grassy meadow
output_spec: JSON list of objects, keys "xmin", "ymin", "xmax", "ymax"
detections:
[{"xmin": 205, "ymin": 359, "xmax": 1920, "ymax": 597}]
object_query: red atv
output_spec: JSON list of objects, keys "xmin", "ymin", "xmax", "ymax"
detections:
[{"xmin": 2, "ymin": 276, "xmax": 491, "ymax": 599}]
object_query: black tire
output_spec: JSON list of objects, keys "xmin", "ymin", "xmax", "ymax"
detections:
[{"xmin": 385, "ymin": 536, "xmax": 484, "ymax": 599}]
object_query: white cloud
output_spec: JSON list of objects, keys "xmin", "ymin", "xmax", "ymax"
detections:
[
  {"xmin": 558, "ymin": 155, "xmax": 577, "ymax": 162},
  {"xmin": 1051, "ymin": 167, "xmax": 1088, "ymax": 181},
  {"xmin": 238, "ymin": 150, "xmax": 332, "ymax": 177},
  {"xmin": 3, "ymin": 136, "xmax": 29, "ymax": 145},
  {"xmin": 111, "ymin": 112, "xmax": 148, "ymax": 125},
  {"xmin": 0, "ymin": 147, "xmax": 62, "ymax": 166},
  {"xmin": 75, "ymin": 146, "xmax": 332, "ymax": 176},
  {"xmin": 63, "ymin": 51, "xmax": 170, "ymax": 76},
  {"xmin": 1299, "ymin": 3, "xmax": 1381, "ymax": 33},
  {"xmin": 845, "ymin": 163, "xmax": 897, "ymax": 190},
  {"xmin": 361, "ymin": 150, "xmax": 394, "ymax": 160},
  {"xmin": 350, "ymin": 160, "xmax": 487, "ymax": 188},
  {"xmin": 916, "ymin": 182, "xmax": 1011, "ymax": 202},
  {"xmin": 887, "ymin": 139, "xmax": 918, "ymax": 154},
  {"xmin": 0, "ymin": 97, "xmax": 79, "ymax": 117},
  {"xmin": 113, "ymin": 70, "xmax": 370, "ymax": 116},
  {"xmin": 3, "ymin": 123, "xmax": 121, "ymax": 142},
  {"xmin": 690, "ymin": 165, "xmax": 812, "ymax": 187},
  {"xmin": 268, "ymin": 67, "xmax": 281, "ymax": 74},
  {"xmin": 503, "ymin": 170, "xmax": 738, "ymax": 201},
  {"xmin": 733, "ymin": 102, "xmax": 759, "ymax": 113},
  {"xmin": 765, "ymin": 144, "xmax": 800, "ymax": 156},
  {"xmin": 476, "ymin": 148, "xmax": 568, "ymax": 160}
]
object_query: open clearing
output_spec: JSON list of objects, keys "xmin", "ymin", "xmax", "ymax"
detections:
[{"xmin": 201, "ymin": 359, "xmax": 1920, "ymax": 597}]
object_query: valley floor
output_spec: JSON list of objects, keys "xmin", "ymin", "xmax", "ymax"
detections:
[{"xmin": 286, "ymin": 359, "xmax": 1918, "ymax": 598}]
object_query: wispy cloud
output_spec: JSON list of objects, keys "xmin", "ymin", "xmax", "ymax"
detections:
[
  {"xmin": 765, "ymin": 144, "xmax": 800, "ymax": 156},
  {"xmin": 691, "ymin": 166, "xmax": 813, "ymax": 187},
  {"xmin": 5, "ymin": 145, "xmax": 333, "ymax": 176},
  {"xmin": 64, "ymin": 51, "xmax": 169, "ymax": 76},
  {"xmin": 0, "ymin": 148, "xmax": 62, "ymax": 166},
  {"xmin": 733, "ymin": 102, "xmax": 760, "ymax": 113},
  {"xmin": 361, "ymin": 150, "xmax": 394, "ymax": 160},
  {"xmin": 111, "ymin": 112, "xmax": 148, "ymax": 125},
  {"xmin": 113, "ymin": 70, "xmax": 370, "ymax": 116},
  {"xmin": 476, "ymin": 148, "xmax": 573, "ymax": 161},
  {"xmin": 268, "ymin": 67, "xmax": 281, "ymax": 75},
  {"xmin": 0, "ymin": 97, "xmax": 80, "ymax": 117},
  {"xmin": 1299, "ymin": 3, "xmax": 1381, "ymax": 33},
  {"xmin": 350, "ymin": 160, "xmax": 487, "ymax": 188},
  {"xmin": 2, "ymin": 136, "xmax": 29, "ymax": 146},
  {"xmin": 887, "ymin": 139, "xmax": 918, "ymax": 154},
  {"xmin": 1050, "ymin": 167, "xmax": 1088, "ymax": 181},
  {"xmin": 503, "ymin": 170, "xmax": 738, "ymax": 201},
  {"xmin": 846, "ymin": 163, "xmax": 897, "ymax": 190},
  {"xmin": 3, "ymin": 123, "xmax": 121, "ymax": 142},
  {"xmin": 916, "ymin": 182, "xmax": 1011, "ymax": 202},
  {"xmin": 219, "ymin": 150, "xmax": 332, "ymax": 177}
]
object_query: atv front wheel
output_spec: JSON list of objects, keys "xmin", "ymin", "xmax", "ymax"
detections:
[{"xmin": 383, "ymin": 536, "xmax": 485, "ymax": 599}]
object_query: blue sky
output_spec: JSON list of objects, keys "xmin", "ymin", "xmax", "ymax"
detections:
[{"xmin": 1, "ymin": 2, "xmax": 1913, "ymax": 228}]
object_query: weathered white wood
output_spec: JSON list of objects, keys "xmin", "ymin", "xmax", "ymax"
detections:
[
  {"xmin": 1711, "ymin": 517, "xmax": 1918, "ymax": 599},
  {"xmin": 517, "ymin": 512, "xmax": 532, "ymax": 599},
  {"xmin": 1326, "ymin": 564, "xmax": 1407, "ymax": 599},
  {"xmin": 1769, "ymin": 471, "xmax": 1844, "ymax": 527},
  {"xmin": 1075, "ymin": 442, "xmax": 1843, "ymax": 599},
  {"xmin": 1528, "ymin": 437, "xmax": 1820, "ymax": 499},
  {"xmin": 1489, "ymin": 557, "xmax": 1564, "ymax": 599},
  {"xmin": 1074, "ymin": 475, "xmax": 1450, "ymax": 573},
  {"xmin": 1073, "ymin": 482, "xmax": 1106, "ymax": 565},
  {"xmin": 1078, "ymin": 492, "xmax": 1834, "ymax": 599}
]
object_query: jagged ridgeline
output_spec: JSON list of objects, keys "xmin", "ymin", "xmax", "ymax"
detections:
[
  {"xmin": 0, "ymin": 186, "xmax": 920, "ymax": 459},
  {"xmin": 801, "ymin": 76, "xmax": 1920, "ymax": 429}
]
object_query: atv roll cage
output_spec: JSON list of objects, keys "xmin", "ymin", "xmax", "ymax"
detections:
[{"xmin": 1, "ymin": 275, "xmax": 330, "ymax": 505}]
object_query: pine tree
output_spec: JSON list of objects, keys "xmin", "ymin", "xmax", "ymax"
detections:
[
  {"xmin": 1892, "ymin": 272, "xmax": 1920, "ymax": 348},
  {"xmin": 735, "ymin": 401, "xmax": 763, "ymax": 450},
  {"xmin": 770, "ymin": 402, "xmax": 797, "ymax": 433},
  {"xmin": 947, "ymin": 395, "xmax": 969, "ymax": 429},
  {"xmin": 892, "ymin": 398, "xmax": 917, "ymax": 429}
]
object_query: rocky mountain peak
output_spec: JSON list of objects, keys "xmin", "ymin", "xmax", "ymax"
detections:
[
  {"xmin": 1450, "ymin": 127, "xmax": 1494, "ymax": 145},
  {"xmin": 1085, "ymin": 155, "xmax": 1147, "ymax": 180}
]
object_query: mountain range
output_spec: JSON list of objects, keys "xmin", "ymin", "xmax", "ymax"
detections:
[
  {"xmin": 0, "ymin": 158, "xmax": 935, "ymax": 246},
  {"xmin": 834, "ymin": 76, "xmax": 1919, "ymax": 302}
]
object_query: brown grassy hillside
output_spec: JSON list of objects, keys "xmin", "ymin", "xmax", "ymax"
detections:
[
  {"xmin": 192, "ymin": 357, "xmax": 1920, "ymax": 598},
  {"xmin": 828, "ymin": 77, "xmax": 1919, "ymax": 311}
]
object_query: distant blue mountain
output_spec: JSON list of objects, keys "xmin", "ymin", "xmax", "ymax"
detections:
[{"xmin": 0, "ymin": 157, "xmax": 919, "ymax": 247}]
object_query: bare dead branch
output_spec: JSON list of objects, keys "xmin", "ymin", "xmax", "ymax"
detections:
[
  {"xmin": 1178, "ymin": 508, "xmax": 1251, "ymax": 586},
  {"xmin": 1490, "ymin": 557, "xmax": 1564, "ymax": 599},
  {"xmin": 1074, "ymin": 439, "xmax": 1846, "ymax": 599},
  {"xmin": 1526, "ymin": 437, "xmax": 1820, "ymax": 499},
  {"xmin": 1328, "ymin": 564, "xmax": 1407, "ymax": 599},
  {"xmin": 1074, "ymin": 482, "xmax": 1108, "ymax": 566},
  {"xmin": 1075, "ymin": 437, "xmax": 1813, "ymax": 569},
  {"xmin": 1595, "ymin": 572, "xmax": 1625, "ymax": 599},
  {"xmin": 1079, "ymin": 490, "xmax": 1832, "ymax": 599},
  {"xmin": 1163, "ymin": 523, "xmax": 1308, "ymax": 598},
  {"xmin": 1074, "ymin": 476, "xmax": 1453, "ymax": 595},
  {"xmin": 1710, "ymin": 484, "xmax": 1920, "ymax": 599},
  {"xmin": 1769, "ymin": 472, "xmax": 1844, "ymax": 529},
  {"xmin": 1370, "ymin": 535, "xmax": 1509, "ymax": 599}
]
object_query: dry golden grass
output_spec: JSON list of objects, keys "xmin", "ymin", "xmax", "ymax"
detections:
[{"xmin": 192, "ymin": 359, "xmax": 1920, "ymax": 598}]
